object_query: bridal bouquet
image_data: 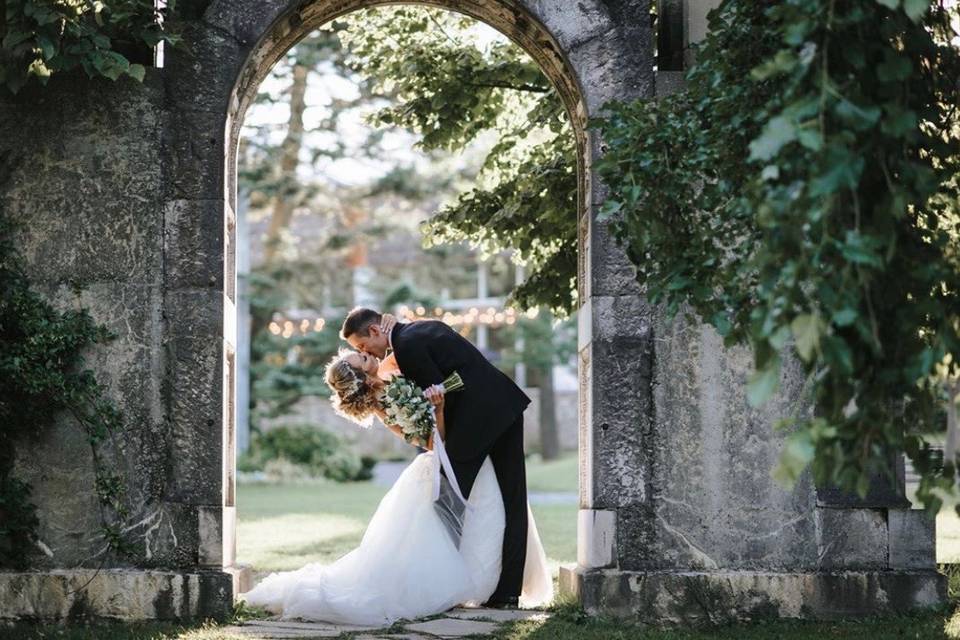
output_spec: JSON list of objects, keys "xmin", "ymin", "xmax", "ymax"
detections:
[
  {"xmin": 378, "ymin": 371, "xmax": 469, "ymax": 548},
  {"xmin": 379, "ymin": 372, "xmax": 464, "ymax": 446}
]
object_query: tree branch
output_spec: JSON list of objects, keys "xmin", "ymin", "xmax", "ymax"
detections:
[{"xmin": 466, "ymin": 81, "xmax": 549, "ymax": 93}]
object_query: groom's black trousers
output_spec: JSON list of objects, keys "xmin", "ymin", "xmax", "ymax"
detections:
[{"xmin": 449, "ymin": 414, "xmax": 528, "ymax": 600}]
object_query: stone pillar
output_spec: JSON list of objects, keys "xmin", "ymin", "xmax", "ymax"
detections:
[{"xmin": 560, "ymin": 0, "xmax": 945, "ymax": 623}]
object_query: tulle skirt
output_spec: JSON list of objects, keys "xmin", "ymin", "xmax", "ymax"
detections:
[{"xmin": 239, "ymin": 453, "xmax": 553, "ymax": 625}]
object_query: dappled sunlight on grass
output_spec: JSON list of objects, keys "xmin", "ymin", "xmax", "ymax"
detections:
[
  {"xmin": 237, "ymin": 512, "xmax": 366, "ymax": 570},
  {"xmin": 940, "ymin": 508, "xmax": 960, "ymax": 563}
]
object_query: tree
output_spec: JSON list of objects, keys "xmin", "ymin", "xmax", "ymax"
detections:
[
  {"xmin": 498, "ymin": 312, "xmax": 577, "ymax": 460},
  {"xmin": 596, "ymin": 0, "xmax": 960, "ymax": 510},
  {"xmin": 337, "ymin": 7, "xmax": 578, "ymax": 316}
]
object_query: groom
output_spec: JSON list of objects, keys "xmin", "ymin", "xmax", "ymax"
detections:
[{"xmin": 341, "ymin": 307, "xmax": 531, "ymax": 607}]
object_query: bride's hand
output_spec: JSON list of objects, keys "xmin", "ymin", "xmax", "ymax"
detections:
[
  {"xmin": 425, "ymin": 385, "xmax": 445, "ymax": 413},
  {"xmin": 380, "ymin": 313, "xmax": 398, "ymax": 335}
]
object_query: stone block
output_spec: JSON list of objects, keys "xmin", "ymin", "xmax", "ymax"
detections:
[
  {"xmin": 525, "ymin": 0, "xmax": 615, "ymax": 51},
  {"xmin": 586, "ymin": 215, "xmax": 642, "ymax": 297},
  {"xmin": 586, "ymin": 337, "xmax": 653, "ymax": 509},
  {"xmin": 648, "ymin": 313, "xmax": 819, "ymax": 572},
  {"xmin": 162, "ymin": 108, "xmax": 228, "ymax": 200},
  {"xmin": 816, "ymin": 463, "xmax": 910, "ymax": 509},
  {"xmin": 656, "ymin": 70, "xmax": 686, "ymax": 96},
  {"xmin": 589, "ymin": 294, "xmax": 652, "ymax": 340},
  {"xmin": 815, "ymin": 508, "xmax": 888, "ymax": 570},
  {"xmin": 578, "ymin": 509, "xmax": 617, "ymax": 568},
  {"xmin": 165, "ymin": 287, "xmax": 226, "ymax": 339},
  {"xmin": 164, "ymin": 199, "xmax": 225, "ymax": 289},
  {"xmin": 889, "ymin": 509, "xmax": 936, "ymax": 570},
  {"xmin": 559, "ymin": 567, "xmax": 946, "ymax": 624},
  {"xmin": 406, "ymin": 618, "xmax": 498, "ymax": 637},
  {"xmin": 126, "ymin": 501, "xmax": 201, "ymax": 568},
  {"xmin": 165, "ymin": 334, "xmax": 225, "ymax": 505},
  {"xmin": 204, "ymin": 0, "xmax": 290, "ymax": 47},
  {"xmin": 566, "ymin": 22, "xmax": 654, "ymax": 116},
  {"xmin": 163, "ymin": 23, "xmax": 244, "ymax": 114},
  {"xmin": 0, "ymin": 568, "xmax": 236, "ymax": 621},
  {"xmin": 199, "ymin": 506, "xmax": 237, "ymax": 567}
]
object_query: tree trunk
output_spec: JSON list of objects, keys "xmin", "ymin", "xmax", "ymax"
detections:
[
  {"xmin": 536, "ymin": 364, "xmax": 560, "ymax": 461},
  {"xmin": 263, "ymin": 62, "xmax": 308, "ymax": 264}
]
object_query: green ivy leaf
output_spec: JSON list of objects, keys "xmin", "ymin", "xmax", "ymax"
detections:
[
  {"xmin": 791, "ymin": 313, "xmax": 823, "ymax": 362},
  {"xmin": 127, "ymin": 64, "xmax": 146, "ymax": 83},
  {"xmin": 748, "ymin": 114, "xmax": 796, "ymax": 161},
  {"xmin": 747, "ymin": 356, "xmax": 781, "ymax": 407},
  {"xmin": 832, "ymin": 308, "xmax": 858, "ymax": 327},
  {"xmin": 903, "ymin": 0, "xmax": 930, "ymax": 21},
  {"xmin": 772, "ymin": 430, "xmax": 815, "ymax": 487}
]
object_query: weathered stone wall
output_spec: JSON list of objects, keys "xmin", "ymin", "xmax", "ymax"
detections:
[
  {"xmin": 0, "ymin": 0, "xmax": 945, "ymax": 624},
  {"xmin": 0, "ymin": 73, "xmax": 198, "ymax": 571}
]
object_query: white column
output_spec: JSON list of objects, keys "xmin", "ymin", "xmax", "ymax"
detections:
[
  {"xmin": 476, "ymin": 257, "xmax": 489, "ymax": 350},
  {"xmin": 514, "ymin": 262, "xmax": 526, "ymax": 387},
  {"xmin": 236, "ymin": 190, "xmax": 251, "ymax": 454}
]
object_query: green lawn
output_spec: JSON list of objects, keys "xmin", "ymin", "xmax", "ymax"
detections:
[{"xmin": 237, "ymin": 452, "xmax": 578, "ymax": 573}]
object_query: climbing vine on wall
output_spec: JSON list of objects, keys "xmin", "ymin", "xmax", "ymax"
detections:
[
  {"xmin": 0, "ymin": 0, "xmax": 179, "ymax": 93},
  {"xmin": 596, "ymin": 0, "xmax": 960, "ymax": 509},
  {"xmin": 0, "ymin": 212, "xmax": 133, "ymax": 567}
]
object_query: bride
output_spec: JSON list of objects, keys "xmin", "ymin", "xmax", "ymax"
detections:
[{"xmin": 239, "ymin": 348, "xmax": 553, "ymax": 625}]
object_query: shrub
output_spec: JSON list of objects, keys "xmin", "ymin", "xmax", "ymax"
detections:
[{"xmin": 239, "ymin": 424, "xmax": 375, "ymax": 482}]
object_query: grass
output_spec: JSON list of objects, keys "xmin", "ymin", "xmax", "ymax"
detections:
[
  {"xmin": 493, "ymin": 603, "xmax": 953, "ymax": 640},
  {"xmin": 1, "ymin": 604, "xmax": 953, "ymax": 640},
  {"xmin": 0, "ymin": 621, "xmax": 248, "ymax": 640},
  {"xmin": 524, "ymin": 453, "xmax": 578, "ymax": 493},
  {"xmin": 237, "ymin": 452, "xmax": 579, "ymax": 573}
]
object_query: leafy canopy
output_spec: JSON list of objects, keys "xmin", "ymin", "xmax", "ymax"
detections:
[
  {"xmin": 597, "ymin": 0, "xmax": 960, "ymax": 507},
  {"xmin": 337, "ymin": 7, "xmax": 578, "ymax": 315}
]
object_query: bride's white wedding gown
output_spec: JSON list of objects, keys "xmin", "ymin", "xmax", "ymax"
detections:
[{"xmin": 239, "ymin": 452, "xmax": 553, "ymax": 625}]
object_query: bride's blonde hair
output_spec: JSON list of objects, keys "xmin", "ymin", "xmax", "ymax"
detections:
[{"xmin": 324, "ymin": 348, "xmax": 381, "ymax": 427}]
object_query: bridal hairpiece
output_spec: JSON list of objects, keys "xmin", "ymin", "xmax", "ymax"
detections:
[{"xmin": 336, "ymin": 360, "xmax": 365, "ymax": 400}]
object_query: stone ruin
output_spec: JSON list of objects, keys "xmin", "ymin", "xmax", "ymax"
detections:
[{"xmin": 0, "ymin": 0, "xmax": 944, "ymax": 624}]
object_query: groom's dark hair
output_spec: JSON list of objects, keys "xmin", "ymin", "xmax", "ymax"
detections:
[{"xmin": 341, "ymin": 307, "xmax": 382, "ymax": 339}]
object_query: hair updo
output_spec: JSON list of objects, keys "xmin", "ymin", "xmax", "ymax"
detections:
[{"xmin": 324, "ymin": 348, "xmax": 382, "ymax": 427}]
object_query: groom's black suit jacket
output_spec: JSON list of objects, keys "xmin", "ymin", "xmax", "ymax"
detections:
[{"xmin": 390, "ymin": 320, "xmax": 531, "ymax": 461}]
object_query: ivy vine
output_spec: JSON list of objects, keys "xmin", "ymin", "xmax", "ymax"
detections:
[
  {"xmin": 0, "ymin": 0, "xmax": 179, "ymax": 93},
  {"xmin": 597, "ymin": 0, "xmax": 960, "ymax": 509},
  {"xmin": 0, "ymin": 211, "xmax": 134, "ymax": 567}
]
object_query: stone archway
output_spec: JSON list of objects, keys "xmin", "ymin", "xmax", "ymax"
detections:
[
  {"xmin": 204, "ymin": 0, "xmax": 652, "ymax": 610},
  {"xmin": 0, "ymin": 0, "xmax": 945, "ymax": 624}
]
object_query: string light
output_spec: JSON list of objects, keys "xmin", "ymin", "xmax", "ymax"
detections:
[
  {"xmin": 267, "ymin": 314, "xmax": 327, "ymax": 340},
  {"xmin": 267, "ymin": 304, "xmax": 530, "ymax": 340},
  {"xmin": 395, "ymin": 303, "xmax": 529, "ymax": 329}
]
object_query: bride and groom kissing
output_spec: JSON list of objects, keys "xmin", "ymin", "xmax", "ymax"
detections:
[{"xmin": 241, "ymin": 307, "xmax": 553, "ymax": 625}]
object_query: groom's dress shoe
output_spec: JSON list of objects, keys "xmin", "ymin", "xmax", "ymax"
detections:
[{"xmin": 481, "ymin": 596, "xmax": 519, "ymax": 609}]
